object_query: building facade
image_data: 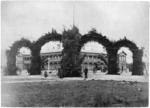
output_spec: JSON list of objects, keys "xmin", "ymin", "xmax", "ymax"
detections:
[
  {"xmin": 16, "ymin": 51, "xmax": 127, "ymax": 73},
  {"xmin": 117, "ymin": 51, "xmax": 127, "ymax": 72},
  {"xmin": 16, "ymin": 52, "xmax": 31, "ymax": 70}
]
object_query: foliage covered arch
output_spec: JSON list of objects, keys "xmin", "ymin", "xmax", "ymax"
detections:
[
  {"xmin": 5, "ymin": 38, "xmax": 32, "ymax": 75},
  {"xmin": 114, "ymin": 37, "xmax": 139, "ymax": 53},
  {"xmin": 114, "ymin": 38, "xmax": 144, "ymax": 75},
  {"xmin": 30, "ymin": 30, "xmax": 62, "ymax": 75},
  {"xmin": 79, "ymin": 29, "xmax": 117, "ymax": 74},
  {"xmin": 6, "ymin": 27, "xmax": 144, "ymax": 76},
  {"xmin": 79, "ymin": 29, "xmax": 112, "ymax": 52}
]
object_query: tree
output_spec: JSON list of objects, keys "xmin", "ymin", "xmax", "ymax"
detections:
[
  {"xmin": 97, "ymin": 54, "xmax": 108, "ymax": 66},
  {"xmin": 60, "ymin": 26, "xmax": 85, "ymax": 77}
]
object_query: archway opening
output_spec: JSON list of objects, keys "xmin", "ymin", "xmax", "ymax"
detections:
[
  {"xmin": 16, "ymin": 47, "xmax": 31, "ymax": 75},
  {"xmin": 81, "ymin": 42, "xmax": 108, "ymax": 74},
  {"xmin": 40, "ymin": 41, "xmax": 63, "ymax": 74},
  {"xmin": 117, "ymin": 47, "xmax": 133, "ymax": 75}
]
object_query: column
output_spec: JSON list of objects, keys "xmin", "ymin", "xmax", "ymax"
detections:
[
  {"xmin": 107, "ymin": 47, "xmax": 118, "ymax": 75},
  {"xmin": 48, "ymin": 57, "xmax": 50, "ymax": 72},
  {"xmin": 132, "ymin": 49, "xmax": 143, "ymax": 75}
]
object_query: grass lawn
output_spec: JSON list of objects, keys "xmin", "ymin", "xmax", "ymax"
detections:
[{"xmin": 1, "ymin": 80, "xmax": 148, "ymax": 107}]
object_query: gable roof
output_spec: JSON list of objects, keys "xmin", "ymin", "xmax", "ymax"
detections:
[{"xmin": 119, "ymin": 51, "xmax": 127, "ymax": 55}]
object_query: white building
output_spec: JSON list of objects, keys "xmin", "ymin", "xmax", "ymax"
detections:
[{"xmin": 16, "ymin": 43, "xmax": 127, "ymax": 74}]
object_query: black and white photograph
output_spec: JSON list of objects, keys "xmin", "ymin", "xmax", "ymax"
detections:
[{"xmin": 1, "ymin": 0, "xmax": 149, "ymax": 107}]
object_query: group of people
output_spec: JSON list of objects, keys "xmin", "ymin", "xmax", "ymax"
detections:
[{"xmin": 43, "ymin": 67, "xmax": 90, "ymax": 80}]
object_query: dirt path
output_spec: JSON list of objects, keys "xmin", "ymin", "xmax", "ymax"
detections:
[{"xmin": 2, "ymin": 74, "xmax": 148, "ymax": 84}]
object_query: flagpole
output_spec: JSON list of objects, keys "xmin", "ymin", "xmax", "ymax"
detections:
[{"xmin": 73, "ymin": 4, "xmax": 75, "ymax": 27}]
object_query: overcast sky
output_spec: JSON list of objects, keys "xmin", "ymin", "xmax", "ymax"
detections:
[{"xmin": 1, "ymin": 1, "xmax": 149, "ymax": 63}]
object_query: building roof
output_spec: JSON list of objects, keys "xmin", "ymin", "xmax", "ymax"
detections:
[{"xmin": 119, "ymin": 51, "xmax": 127, "ymax": 55}]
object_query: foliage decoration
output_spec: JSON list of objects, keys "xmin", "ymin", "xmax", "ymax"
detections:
[
  {"xmin": 113, "ymin": 37, "xmax": 144, "ymax": 75},
  {"xmin": 5, "ymin": 38, "xmax": 32, "ymax": 75},
  {"xmin": 113, "ymin": 37, "xmax": 139, "ymax": 52},
  {"xmin": 106, "ymin": 47, "xmax": 118, "ymax": 74},
  {"xmin": 97, "ymin": 54, "xmax": 108, "ymax": 66},
  {"xmin": 79, "ymin": 28, "xmax": 119, "ymax": 74},
  {"xmin": 60, "ymin": 26, "xmax": 85, "ymax": 77},
  {"xmin": 79, "ymin": 28, "xmax": 112, "ymax": 52},
  {"xmin": 132, "ymin": 48, "xmax": 144, "ymax": 75},
  {"xmin": 6, "ymin": 27, "xmax": 144, "ymax": 76},
  {"xmin": 30, "ymin": 29, "xmax": 62, "ymax": 75}
]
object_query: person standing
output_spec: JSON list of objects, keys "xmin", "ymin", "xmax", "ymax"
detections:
[{"xmin": 84, "ymin": 67, "xmax": 88, "ymax": 80}]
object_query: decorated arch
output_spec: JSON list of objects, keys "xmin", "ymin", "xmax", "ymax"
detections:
[
  {"xmin": 30, "ymin": 29, "xmax": 62, "ymax": 75},
  {"xmin": 79, "ymin": 29, "xmax": 112, "ymax": 51},
  {"xmin": 6, "ymin": 27, "xmax": 144, "ymax": 76},
  {"xmin": 5, "ymin": 38, "xmax": 32, "ymax": 75},
  {"xmin": 114, "ymin": 38, "xmax": 144, "ymax": 75},
  {"xmin": 79, "ymin": 29, "xmax": 118, "ymax": 74},
  {"xmin": 114, "ymin": 37, "xmax": 139, "ymax": 52}
]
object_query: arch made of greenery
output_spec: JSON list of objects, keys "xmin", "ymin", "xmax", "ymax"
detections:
[
  {"xmin": 7, "ymin": 28, "xmax": 144, "ymax": 76},
  {"xmin": 30, "ymin": 30, "xmax": 62, "ymax": 75},
  {"xmin": 5, "ymin": 38, "xmax": 32, "ymax": 75},
  {"xmin": 79, "ymin": 29, "xmax": 112, "ymax": 51},
  {"xmin": 114, "ymin": 37, "xmax": 144, "ymax": 75},
  {"xmin": 79, "ymin": 29, "xmax": 116, "ymax": 74}
]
